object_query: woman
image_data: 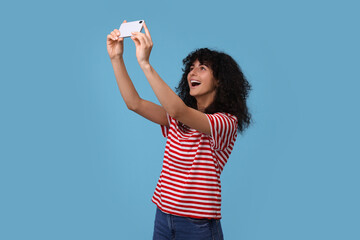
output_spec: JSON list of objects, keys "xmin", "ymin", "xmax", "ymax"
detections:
[{"xmin": 107, "ymin": 20, "xmax": 252, "ymax": 240}]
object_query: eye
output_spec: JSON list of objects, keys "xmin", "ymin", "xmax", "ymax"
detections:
[{"xmin": 201, "ymin": 66, "xmax": 206, "ymax": 70}]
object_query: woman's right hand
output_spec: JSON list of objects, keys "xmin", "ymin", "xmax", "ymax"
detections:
[{"xmin": 107, "ymin": 20, "xmax": 126, "ymax": 60}]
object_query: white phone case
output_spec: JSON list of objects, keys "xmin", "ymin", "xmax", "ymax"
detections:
[{"xmin": 119, "ymin": 20, "xmax": 144, "ymax": 38}]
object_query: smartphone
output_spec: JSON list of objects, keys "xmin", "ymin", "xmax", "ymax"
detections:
[{"xmin": 119, "ymin": 20, "xmax": 144, "ymax": 38}]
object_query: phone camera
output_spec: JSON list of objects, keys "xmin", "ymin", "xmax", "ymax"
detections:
[{"xmin": 139, "ymin": 21, "xmax": 143, "ymax": 24}]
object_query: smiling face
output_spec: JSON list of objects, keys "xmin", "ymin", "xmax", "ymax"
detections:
[{"xmin": 187, "ymin": 59, "xmax": 218, "ymax": 109}]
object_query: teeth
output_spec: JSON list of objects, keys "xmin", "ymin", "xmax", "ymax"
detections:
[{"xmin": 191, "ymin": 80, "xmax": 201, "ymax": 84}]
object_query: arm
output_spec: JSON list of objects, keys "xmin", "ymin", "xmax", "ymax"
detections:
[
  {"xmin": 107, "ymin": 25, "xmax": 168, "ymax": 127},
  {"xmin": 131, "ymin": 23, "xmax": 211, "ymax": 135},
  {"xmin": 111, "ymin": 57, "xmax": 168, "ymax": 126},
  {"xmin": 141, "ymin": 64, "xmax": 211, "ymax": 135}
]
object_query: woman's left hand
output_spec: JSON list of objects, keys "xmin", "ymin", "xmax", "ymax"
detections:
[{"xmin": 131, "ymin": 22, "xmax": 153, "ymax": 67}]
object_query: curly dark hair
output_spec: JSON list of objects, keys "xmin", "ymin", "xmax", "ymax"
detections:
[{"xmin": 176, "ymin": 48, "xmax": 253, "ymax": 134}]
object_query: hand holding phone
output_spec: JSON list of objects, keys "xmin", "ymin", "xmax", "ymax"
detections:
[{"xmin": 119, "ymin": 20, "xmax": 144, "ymax": 38}]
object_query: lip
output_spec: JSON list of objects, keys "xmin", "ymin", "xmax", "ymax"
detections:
[{"xmin": 189, "ymin": 79, "xmax": 201, "ymax": 88}]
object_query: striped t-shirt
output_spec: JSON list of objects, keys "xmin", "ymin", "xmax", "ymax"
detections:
[{"xmin": 151, "ymin": 112, "xmax": 238, "ymax": 219}]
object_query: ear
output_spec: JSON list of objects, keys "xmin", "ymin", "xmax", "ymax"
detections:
[{"xmin": 214, "ymin": 78, "xmax": 220, "ymax": 87}]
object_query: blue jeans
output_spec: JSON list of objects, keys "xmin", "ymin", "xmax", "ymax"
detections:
[{"xmin": 152, "ymin": 207, "xmax": 224, "ymax": 240}]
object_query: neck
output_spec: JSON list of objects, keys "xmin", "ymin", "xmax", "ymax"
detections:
[{"xmin": 196, "ymin": 93, "xmax": 216, "ymax": 112}]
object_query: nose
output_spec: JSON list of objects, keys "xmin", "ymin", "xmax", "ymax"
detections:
[{"xmin": 189, "ymin": 67, "xmax": 199, "ymax": 76}]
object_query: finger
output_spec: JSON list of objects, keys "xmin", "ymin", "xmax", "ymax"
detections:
[
  {"xmin": 131, "ymin": 35, "xmax": 140, "ymax": 47},
  {"xmin": 112, "ymin": 30, "xmax": 124, "ymax": 41},
  {"xmin": 115, "ymin": 20, "xmax": 127, "ymax": 38},
  {"xmin": 143, "ymin": 22, "xmax": 152, "ymax": 43},
  {"xmin": 132, "ymin": 32, "xmax": 148, "ymax": 45},
  {"xmin": 131, "ymin": 32, "xmax": 147, "ymax": 47},
  {"xmin": 113, "ymin": 32, "xmax": 122, "ymax": 41},
  {"xmin": 133, "ymin": 31, "xmax": 152, "ymax": 47},
  {"xmin": 111, "ymin": 32, "xmax": 119, "ymax": 40},
  {"xmin": 107, "ymin": 34, "xmax": 116, "ymax": 41},
  {"xmin": 141, "ymin": 23, "xmax": 152, "ymax": 47}
]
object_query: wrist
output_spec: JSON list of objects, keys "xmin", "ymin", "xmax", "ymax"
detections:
[
  {"xmin": 110, "ymin": 55, "xmax": 124, "ymax": 62},
  {"xmin": 139, "ymin": 61, "xmax": 151, "ymax": 71}
]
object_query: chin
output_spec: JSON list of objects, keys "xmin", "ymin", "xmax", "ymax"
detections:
[{"xmin": 189, "ymin": 91, "xmax": 197, "ymax": 97}]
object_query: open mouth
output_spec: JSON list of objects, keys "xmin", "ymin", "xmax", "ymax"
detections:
[{"xmin": 190, "ymin": 80, "xmax": 201, "ymax": 87}]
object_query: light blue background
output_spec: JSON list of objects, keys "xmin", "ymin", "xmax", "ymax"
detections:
[{"xmin": 1, "ymin": 0, "xmax": 359, "ymax": 239}]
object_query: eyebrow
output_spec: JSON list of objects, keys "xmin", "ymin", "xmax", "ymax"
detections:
[{"xmin": 190, "ymin": 62, "xmax": 209, "ymax": 67}]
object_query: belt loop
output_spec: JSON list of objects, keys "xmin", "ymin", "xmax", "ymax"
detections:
[
  {"xmin": 170, "ymin": 214, "xmax": 175, "ymax": 240},
  {"xmin": 210, "ymin": 218, "xmax": 215, "ymax": 240},
  {"xmin": 166, "ymin": 213, "xmax": 171, "ymax": 231}
]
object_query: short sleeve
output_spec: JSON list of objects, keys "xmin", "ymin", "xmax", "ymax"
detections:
[
  {"xmin": 160, "ymin": 113, "xmax": 172, "ymax": 138},
  {"xmin": 206, "ymin": 113, "xmax": 238, "ymax": 150}
]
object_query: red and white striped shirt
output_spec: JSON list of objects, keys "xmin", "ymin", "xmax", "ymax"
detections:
[{"xmin": 151, "ymin": 112, "xmax": 238, "ymax": 219}]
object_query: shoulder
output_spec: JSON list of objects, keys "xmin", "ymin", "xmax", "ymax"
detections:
[
  {"xmin": 206, "ymin": 112, "xmax": 238, "ymax": 126},
  {"xmin": 204, "ymin": 112, "xmax": 238, "ymax": 150}
]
